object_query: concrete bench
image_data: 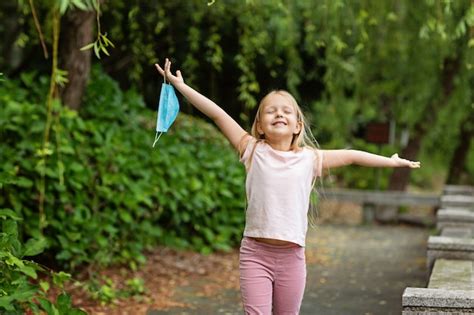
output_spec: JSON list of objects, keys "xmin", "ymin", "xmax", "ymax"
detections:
[
  {"xmin": 402, "ymin": 187, "xmax": 474, "ymax": 314},
  {"xmin": 428, "ymin": 259, "xmax": 472, "ymax": 290},
  {"xmin": 437, "ymin": 209, "xmax": 474, "ymax": 233},
  {"xmin": 402, "ymin": 287, "xmax": 473, "ymax": 314},
  {"xmin": 443, "ymin": 185, "xmax": 474, "ymax": 196},
  {"xmin": 440, "ymin": 195, "xmax": 474, "ymax": 209},
  {"xmin": 441, "ymin": 227, "xmax": 472, "ymax": 238},
  {"xmin": 402, "ymin": 259, "xmax": 473, "ymax": 314},
  {"xmin": 427, "ymin": 236, "xmax": 474, "ymax": 271}
]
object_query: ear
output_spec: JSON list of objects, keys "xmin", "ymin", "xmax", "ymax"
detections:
[
  {"xmin": 257, "ymin": 121, "xmax": 264, "ymax": 136},
  {"xmin": 294, "ymin": 121, "xmax": 302, "ymax": 135}
]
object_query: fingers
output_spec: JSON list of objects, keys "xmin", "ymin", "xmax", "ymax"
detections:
[
  {"xmin": 155, "ymin": 58, "xmax": 183, "ymax": 83},
  {"xmin": 405, "ymin": 159, "xmax": 420, "ymax": 168},
  {"xmin": 404, "ymin": 159, "xmax": 420, "ymax": 168},
  {"xmin": 154, "ymin": 63, "xmax": 164, "ymax": 76},
  {"xmin": 392, "ymin": 153, "xmax": 421, "ymax": 168},
  {"xmin": 165, "ymin": 58, "xmax": 179, "ymax": 81},
  {"xmin": 155, "ymin": 61, "xmax": 169, "ymax": 80},
  {"xmin": 155, "ymin": 58, "xmax": 173, "ymax": 82},
  {"xmin": 165, "ymin": 58, "xmax": 171, "ymax": 75}
]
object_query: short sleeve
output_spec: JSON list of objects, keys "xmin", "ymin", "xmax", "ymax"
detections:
[
  {"xmin": 239, "ymin": 134, "xmax": 258, "ymax": 167},
  {"xmin": 313, "ymin": 149, "xmax": 323, "ymax": 178}
]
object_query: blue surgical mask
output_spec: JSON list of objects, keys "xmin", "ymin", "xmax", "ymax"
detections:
[{"xmin": 152, "ymin": 82, "xmax": 179, "ymax": 147}]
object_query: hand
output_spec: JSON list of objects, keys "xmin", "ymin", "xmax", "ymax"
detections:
[
  {"xmin": 391, "ymin": 153, "xmax": 421, "ymax": 168},
  {"xmin": 154, "ymin": 58, "xmax": 184, "ymax": 86}
]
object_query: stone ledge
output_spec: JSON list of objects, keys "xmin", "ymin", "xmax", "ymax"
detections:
[
  {"xmin": 438, "ymin": 209, "xmax": 474, "ymax": 222},
  {"xmin": 428, "ymin": 236, "xmax": 474, "ymax": 251},
  {"xmin": 403, "ymin": 308, "xmax": 474, "ymax": 314},
  {"xmin": 441, "ymin": 227, "xmax": 472, "ymax": 238},
  {"xmin": 427, "ymin": 237, "xmax": 474, "ymax": 270},
  {"xmin": 440, "ymin": 195, "xmax": 474, "ymax": 209},
  {"xmin": 402, "ymin": 287, "xmax": 473, "ymax": 309},
  {"xmin": 428, "ymin": 259, "xmax": 472, "ymax": 291},
  {"xmin": 443, "ymin": 185, "xmax": 474, "ymax": 196}
]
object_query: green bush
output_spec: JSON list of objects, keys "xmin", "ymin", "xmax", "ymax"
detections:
[
  {"xmin": 0, "ymin": 209, "xmax": 86, "ymax": 314},
  {"xmin": 1, "ymin": 67, "xmax": 246, "ymax": 270}
]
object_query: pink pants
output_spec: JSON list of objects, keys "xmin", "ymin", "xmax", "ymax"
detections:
[{"xmin": 239, "ymin": 237, "xmax": 306, "ymax": 315}]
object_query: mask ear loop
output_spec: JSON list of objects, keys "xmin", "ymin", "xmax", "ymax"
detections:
[
  {"xmin": 152, "ymin": 67, "xmax": 168, "ymax": 148},
  {"xmin": 152, "ymin": 132, "xmax": 163, "ymax": 147}
]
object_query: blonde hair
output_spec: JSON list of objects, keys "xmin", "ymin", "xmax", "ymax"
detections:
[{"xmin": 247, "ymin": 90, "xmax": 322, "ymax": 227}]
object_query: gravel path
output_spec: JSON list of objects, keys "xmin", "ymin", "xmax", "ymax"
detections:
[{"xmin": 148, "ymin": 224, "xmax": 428, "ymax": 315}]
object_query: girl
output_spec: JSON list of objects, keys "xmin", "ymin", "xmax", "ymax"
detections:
[{"xmin": 155, "ymin": 58, "xmax": 420, "ymax": 315}]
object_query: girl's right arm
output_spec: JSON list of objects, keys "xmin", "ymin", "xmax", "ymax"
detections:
[{"xmin": 155, "ymin": 58, "xmax": 248, "ymax": 152}]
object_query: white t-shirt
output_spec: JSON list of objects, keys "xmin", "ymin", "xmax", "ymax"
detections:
[{"xmin": 240, "ymin": 137, "xmax": 323, "ymax": 247}]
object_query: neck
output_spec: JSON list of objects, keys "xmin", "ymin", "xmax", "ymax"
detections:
[{"xmin": 266, "ymin": 137, "xmax": 293, "ymax": 151}]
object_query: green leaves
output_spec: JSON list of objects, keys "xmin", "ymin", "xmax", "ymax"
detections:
[
  {"xmin": 37, "ymin": 293, "xmax": 87, "ymax": 315},
  {"xmin": 0, "ymin": 208, "xmax": 81, "ymax": 313},
  {"xmin": 1, "ymin": 68, "xmax": 246, "ymax": 274},
  {"xmin": 0, "ymin": 209, "xmax": 22, "ymax": 221},
  {"xmin": 59, "ymin": 0, "xmax": 94, "ymax": 15},
  {"xmin": 81, "ymin": 33, "xmax": 115, "ymax": 59},
  {"xmin": 54, "ymin": 68, "xmax": 69, "ymax": 87},
  {"xmin": 23, "ymin": 237, "xmax": 48, "ymax": 257}
]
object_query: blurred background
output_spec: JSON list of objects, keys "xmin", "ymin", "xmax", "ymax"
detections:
[{"xmin": 0, "ymin": 0, "xmax": 473, "ymax": 313}]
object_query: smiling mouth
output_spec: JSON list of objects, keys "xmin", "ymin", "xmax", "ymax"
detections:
[{"xmin": 272, "ymin": 121, "xmax": 287, "ymax": 126}]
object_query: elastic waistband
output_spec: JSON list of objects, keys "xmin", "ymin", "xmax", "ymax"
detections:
[{"xmin": 242, "ymin": 237, "xmax": 300, "ymax": 253}]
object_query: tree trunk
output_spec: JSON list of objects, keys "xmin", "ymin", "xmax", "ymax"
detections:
[
  {"xmin": 387, "ymin": 56, "xmax": 461, "ymax": 192},
  {"xmin": 59, "ymin": 9, "xmax": 95, "ymax": 110},
  {"xmin": 387, "ymin": 132, "xmax": 423, "ymax": 191},
  {"xmin": 446, "ymin": 111, "xmax": 474, "ymax": 184},
  {"xmin": 376, "ymin": 56, "xmax": 461, "ymax": 223},
  {"xmin": 0, "ymin": 2, "xmax": 22, "ymax": 72}
]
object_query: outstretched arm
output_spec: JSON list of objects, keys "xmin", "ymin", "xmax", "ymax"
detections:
[
  {"xmin": 155, "ymin": 58, "xmax": 247, "ymax": 151},
  {"xmin": 321, "ymin": 149, "xmax": 421, "ymax": 169}
]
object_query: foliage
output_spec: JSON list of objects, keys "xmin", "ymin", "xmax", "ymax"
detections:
[
  {"xmin": 0, "ymin": 209, "xmax": 86, "ymax": 314},
  {"xmin": 2, "ymin": 0, "xmax": 473, "ymax": 188},
  {"xmin": 305, "ymin": 0, "xmax": 474, "ymax": 187},
  {"xmin": 1, "ymin": 67, "xmax": 246, "ymax": 271},
  {"xmin": 94, "ymin": 0, "xmax": 473, "ymax": 188},
  {"xmin": 83, "ymin": 275, "xmax": 145, "ymax": 304}
]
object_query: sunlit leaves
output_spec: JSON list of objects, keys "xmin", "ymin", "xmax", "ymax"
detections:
[
  {"xmin": 54, "ymin": 68, "xmax": 69, "ymax": 87},
  {"xmin": 81, "ymin": 33, "xmax": 115, "ymax": 59},
  {"xmin": 59, "ymin": 0, "xmax": 95, "ymax": 15}
]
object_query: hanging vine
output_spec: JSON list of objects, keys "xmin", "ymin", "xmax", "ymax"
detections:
[{"xmin": 23, "ymin": 0, "xmax": 111, "ymax": 232}]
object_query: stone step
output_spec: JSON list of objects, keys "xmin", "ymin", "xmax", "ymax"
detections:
[
  {"xmin": 438, "ymin": 208, "xmax": 474, "ymax": 222},
  {"xmin": 402, "ymin": 287, "xmax": 473, "ymax": 314},
  {"xmin": 428, "ymin": 259, "xmax": 473, "ymax": 291},
  {"xmin": 443, "ymin": 185, "xmax": 474, "ymax": 196},
  {"xmin": 440, "ymin": 195, "xmax": 474, "ymax": 209},
  {"xmin": 402, "ymin": 259, "xmax": 473, "ymax": 314},
  {"xmin": 437, "ymin": 209, "xmax": 474, "ymax": 234},
  {"xmin": 427, "ymin": 236, "xmax": 474, "ymax": 270},
  {"xmin": 441, "ymin": 227, "xmax": 472, "ymax": 238}
]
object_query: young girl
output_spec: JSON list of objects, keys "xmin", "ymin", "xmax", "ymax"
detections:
[{"xmin": 155, "ymin": 58, "xmax": 420, "ymax": 315}]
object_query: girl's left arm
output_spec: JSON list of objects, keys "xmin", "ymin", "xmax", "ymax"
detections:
[{"xmin": 321, "ymin": 150, "xmax": 421, "ymax": 169}]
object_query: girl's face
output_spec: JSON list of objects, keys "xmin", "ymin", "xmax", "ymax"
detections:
[{"xmin": 256, "ymin": 94, "xmax": 302, "ymax": 141}]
